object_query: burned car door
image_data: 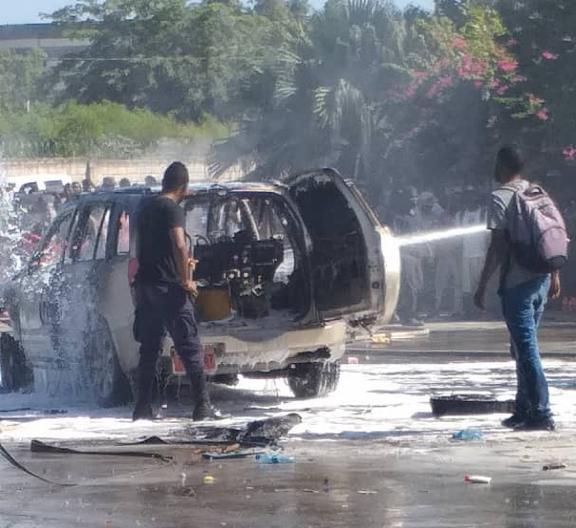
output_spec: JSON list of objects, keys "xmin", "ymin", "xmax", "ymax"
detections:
[
  {"xmin": 287, "ymin": 168, "xmax": 400, "ymax": 324},
  {"xmin": 14, "ymin": 209, "xmax": 75, "ymax": 387},
  {"xmin": 43, "ymin": 200, "xmax": 113, "ymax": 396}
]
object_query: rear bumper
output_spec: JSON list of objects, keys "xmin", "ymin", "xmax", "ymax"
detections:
[{"xmin": 162, "ymin": 319, "xmax": 347, "ymax": 376}]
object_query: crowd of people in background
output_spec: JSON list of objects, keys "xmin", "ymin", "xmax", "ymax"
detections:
[
  {"xmin": 0, "ymin": 174, "xmax": 160, "ymax": 284},
  {"xmin": 377, "ymin": 182, "xmax": 576, "ymax": 326}
]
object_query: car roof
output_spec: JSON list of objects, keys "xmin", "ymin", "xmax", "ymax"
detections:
[{"xmin": 95, "ymin": 180, "xmax": 287, "ymax": 197}]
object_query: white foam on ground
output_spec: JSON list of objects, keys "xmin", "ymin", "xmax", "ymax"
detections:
[{"xmin": 1, "ymin": 359, "xmax": 575, "ymax": 446}]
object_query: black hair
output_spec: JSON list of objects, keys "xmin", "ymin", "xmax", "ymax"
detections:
[
  {"xmin": 162, "ymin": 162, "xmax": 189, "ymax": 192},
  {"xmin": 497, "ymin": 145, "xmax": 524, "ymax": 175}
]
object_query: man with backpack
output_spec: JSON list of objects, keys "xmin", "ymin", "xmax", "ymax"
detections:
[{"xmin": 474, "ymin": 145, "xmax": 567, "ymax": 432}]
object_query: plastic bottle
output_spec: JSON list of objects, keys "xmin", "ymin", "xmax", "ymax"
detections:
[
  {"xmin": 452, "ymin": 428, "xmax": 483, "ymax": 441},
  {"xmin": 255, "ymin": 453, "xmax": 295, "ymax": 464}
]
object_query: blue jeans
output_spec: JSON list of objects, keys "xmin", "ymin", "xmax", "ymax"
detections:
[{"xmin": 501, "ymin": 276, "xmax": 551, "ymax": 421}]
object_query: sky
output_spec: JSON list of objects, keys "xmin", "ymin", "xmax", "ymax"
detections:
[{"xmin": 0, "ymin": 0, "xmax": 433, "ymax": 25}]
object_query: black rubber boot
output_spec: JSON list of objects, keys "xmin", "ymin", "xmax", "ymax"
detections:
[
  {"xmin": 189, "ymin": 371, "xmax": 219, "ymax": 421},
  {"xmin": 132, "ymin": 366, "xmax": 156, "ymax": 421},
  {"xmin": 132, "ymin": 401, "xmax": 155, "ymax": 421}
]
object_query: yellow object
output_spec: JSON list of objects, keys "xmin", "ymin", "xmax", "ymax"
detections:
[
  {"xmin": 196, "ymin": 287, "xmax": 232, "ymax": 321},
  {"xmin": 203, "ymin": 475, "xmax": 215, "ymax": 485},
  {"xmin": 371, "ymin": 333, "xmax": 391, "ymax": 344}
]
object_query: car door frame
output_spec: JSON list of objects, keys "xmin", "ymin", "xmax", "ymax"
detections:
[{"xmin": 286, "ymin": 168, "xmax": 393, "ymax": 324}]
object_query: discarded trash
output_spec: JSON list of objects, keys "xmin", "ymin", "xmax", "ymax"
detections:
[
  {"xmin": 183, "ymin": 413, "xmax": 302, "ymax": 447},
  {"xmin": 543, "ymin": 463, "xmax": 567, "ymax": 471},
  {"xmin": 347, "ymin": 356, "xmax": 359, "ymax": 365},
  {"xmin": 371, "ymin": 333, "xmax": 391, "ymax": 344},
  {"xmin": 322, "ymin": 478, "xmax": 330, "ymax": 493},
  {"xmin": 452, "ymin": 428, "xmax": 484, "ymax": 441},
  {"xmin": 357, "ymin": 490, "xmax": 378, "ymax": 495},
  {"xmin": 180, "ymin": 473, "xmax": 187, "ymax": 486},
  {"xmin": 203, "ymin": 475, "xmax": 215, "ymax": 485},
  {"xmin": 255, "ymin": 453, "xmax": 295, "ymax": 464},
  {"xmin": 431, "ymin": 395, "xmax": 515, "ymax": 418},
  {"xmin": 30, "ymin": 439, "xmax": 173, "ymax": 462},
  {"xmin": 203, "ymin": 449, "xmax": 264, "ymax": 460},
  {"xmin": 0, "ymin": 440, "xmax": 75, "ymax": 487},
  {"xmin": 464, "ymin": 475, "xmax": 492, "ymax": 484}
]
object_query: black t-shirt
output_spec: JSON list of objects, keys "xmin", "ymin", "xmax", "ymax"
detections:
[{"xmin": 135, "ymin": 195, "xmax": 185, "ymax": 285}]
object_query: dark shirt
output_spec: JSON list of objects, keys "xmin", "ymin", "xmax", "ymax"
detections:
[{"xmin": 135, "ymin": 195, "xmax": 185, "ymax": 285}]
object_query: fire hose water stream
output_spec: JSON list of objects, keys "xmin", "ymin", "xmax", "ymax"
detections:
[{"xmin": 395, "ymin": 224, "xmax": 488, "ymax": 247}]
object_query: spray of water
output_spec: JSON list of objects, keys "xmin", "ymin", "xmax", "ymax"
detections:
[{"xmin": 396, "ymin": 224, "xmax": 488, "ymax": 247}]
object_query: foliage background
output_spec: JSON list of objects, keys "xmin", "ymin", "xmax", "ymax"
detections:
[{"xmin": 0, "ymin": 0, "xmax": 574, "ymax": 197}]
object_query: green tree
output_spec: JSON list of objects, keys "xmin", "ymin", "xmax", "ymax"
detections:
[
  {"xmin": 49, "ymin": 0, "xmax": 304, "ymax": 121},
  {"xmin": 0, "ymin": 50, "xmax": 45, "ymax": 111}
]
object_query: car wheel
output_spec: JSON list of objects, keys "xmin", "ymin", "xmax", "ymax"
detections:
[
  {"xmin": 287, "ymin": 361, "xmax": 341, "ymax": 399},
  {"xmin": 0, "ymin": 333, "xmax": 30, "ymax": 391},
  {"xmin": 86, "ymin": 320, "xmax": 129, "ymax": 407}
]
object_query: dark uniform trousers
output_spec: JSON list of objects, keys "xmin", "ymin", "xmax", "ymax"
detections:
[{"xmin": 133, "ymin": 283, "xmax": 205, "ymax": 405}]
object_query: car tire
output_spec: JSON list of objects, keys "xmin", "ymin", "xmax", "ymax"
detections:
[
  {"xmin": 0, "ymin": 333, "xmax": 30, "ymax": 392},
  {"xmin": 287, "ymin": 361, "xmax": 341, "ymax": 399},
  {"xmin": 86, "ymin": 319, "xmax": 130, "ymax": 407}
]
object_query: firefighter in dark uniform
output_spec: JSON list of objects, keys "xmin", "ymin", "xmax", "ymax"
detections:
[{"xmin": 132, "ymin": 162, "xmax": 217, "ymax": 421}]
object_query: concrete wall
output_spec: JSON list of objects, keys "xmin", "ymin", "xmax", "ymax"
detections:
[{"xmin": 1, "ymin": 158, "xmax": 244, "ymax": 187}]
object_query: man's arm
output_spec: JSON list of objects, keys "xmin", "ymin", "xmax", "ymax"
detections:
[
  {"xmin": 169, "ymin": 226, "xmax": 194, "ymax": 291},
  {"xmin": 474, "ymin": 230, "xmax": 507, "ymax": 309}
]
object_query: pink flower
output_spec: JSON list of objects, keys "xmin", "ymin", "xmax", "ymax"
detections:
[
  {"xmin": 453, "ymin": 35, "xmax": 466, "ymax": 50},
  {"xmin": 473, "ymin": 80, "xmax": 483, "ymax": 89},
  {"xmin": 535, "ymin": 108, "xmax": 549, "ymax": 121},
  {"xmin": 496, "ymin": 85, "xmax": 510, "ymax": 96},
  {"xmin": 527, "ymin": 93, "xmax": 545, "ymax": 106},
  {"xmin": 542, "ymin": 51, "xmax": 559, "ymax": 60},
  {"xmin": 563, "ymin": 146, "xmax": 576, "ymax": 161},
  {"xmin": 498, "ymin": 59, "xmax": 518, "ymax": 73}
]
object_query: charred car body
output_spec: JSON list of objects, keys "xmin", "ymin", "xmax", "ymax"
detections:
[{"xmin": 5, "ymin": 169, "xmax": 400, "ymax": 404}]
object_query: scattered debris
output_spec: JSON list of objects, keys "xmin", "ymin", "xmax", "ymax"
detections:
[
  {"xmin": 464, "ymin": 475, "xmax": 492, "ymax": 484},
  {"xmin": 347, "ymin": 357, "xmax": 359, "ymax": 365},
  {"xmin": 0, "ymin": 441, "xmax": 75, "ymax": 486},
  {"xmin": 203, "ymin": 475, "xmax": 215, "ymax": 485},
  {"xmin": 30, "ymin": 440, "xmax": 173, "ymax": 462},
  {"xmin": 371, "ymin": 333, "xmax": 391, "ymax": 345},
  {"xmin": 431, "ymin": 395, "xmax": 515, "ymax": 418},
  {"xmin": 255, "ymin": 453, "xmax": 295, "ymax": 464},
  {"xmin": 357, "ymin": 490, "xmax": 378, "ymax": 495},
  {"xmin": 452, "ymin": 428, "xmax": 484, "ymax": 441},
  {"xmin": 202, "ymin": 448, "xmax": 264, "ymax": 460},
  {"xmin": 543, "ymin": 463, "xmax": 567, "ymax": 471},
  {"xmin": 184, "ymin": 413, "xmax": 302, "ymax": 447}
]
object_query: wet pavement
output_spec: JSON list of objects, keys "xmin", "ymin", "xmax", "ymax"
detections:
[{"xmin": 2, "ymin": 320, "xmax": 576, "ymax": 527}]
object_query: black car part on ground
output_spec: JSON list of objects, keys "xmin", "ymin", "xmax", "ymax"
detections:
[
  {"xmin": 430, "ymin": 395, "xmax": 515, "ymax": 418},
  {"xmin": 0, "ymin": 441, "xmax": 75, "ymax": 487}
]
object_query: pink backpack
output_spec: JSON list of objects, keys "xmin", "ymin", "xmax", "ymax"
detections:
[{"xmin": 505, "ymin": 183, "xmax": 569, "ymax": 273}]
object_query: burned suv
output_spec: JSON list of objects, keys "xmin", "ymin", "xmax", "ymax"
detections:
[{"xmin": 5, "ymin": 169, "xmax": 400, "ymax": 405}]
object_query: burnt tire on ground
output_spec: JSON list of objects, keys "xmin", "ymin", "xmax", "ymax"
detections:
[
  {"xmin": 288, "ymin": 361, "xmax": 341, "ymax": 399},
  {"xmin": 86, "ymin": 320, "xmax": 130, "ymax": 407}
]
